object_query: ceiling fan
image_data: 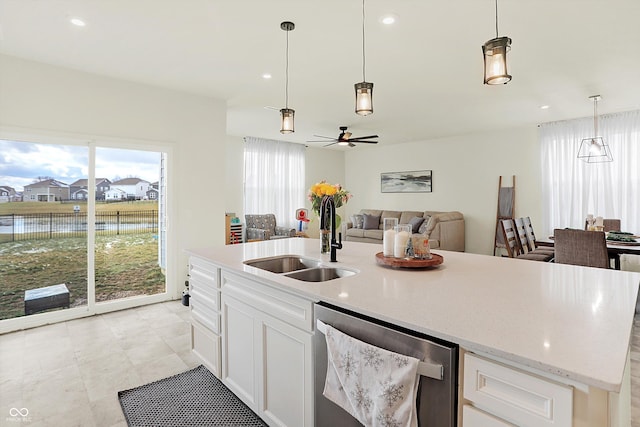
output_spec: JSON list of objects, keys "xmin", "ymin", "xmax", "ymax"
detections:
[{"xmin": 307, "ymin": 126, "xmax": 379, "ymax": 147}]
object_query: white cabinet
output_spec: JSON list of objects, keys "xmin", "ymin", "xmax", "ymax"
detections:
[
  {"xmin": 221, "ymin": 271, "xmax": 314, "ymax": 427},
  {"xmin": 188, "ymin": 256, "xmax": 221, "ymax": 377},
  {"xmin": 463, "ymin": 405, "xmax": 515, "ymax": 427},
  {"xmin": 462, "ymin": 353, "xmax": 572, "ymax": 427}
]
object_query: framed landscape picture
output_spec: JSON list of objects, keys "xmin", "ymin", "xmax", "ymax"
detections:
[{"xmin": 381, "ymin": 170, "xmax": 432, "ymax": 193}]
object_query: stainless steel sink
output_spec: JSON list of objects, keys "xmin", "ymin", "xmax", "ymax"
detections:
[
  {"xmin": 244, "ymin": 255, "xmax": 320, "ymax": 274},
  {"xmin": 284, "ymin": 267, "xmax": 356, "ymax": 282}
]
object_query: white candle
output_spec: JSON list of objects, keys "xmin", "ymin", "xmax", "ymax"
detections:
[
  {"xmin": 394, "ymin": 231, "xmax": 410, "ymax": 258},
  {"xmin": 383, "ymin": 229, "xmax": 395, "ymax": 256}
]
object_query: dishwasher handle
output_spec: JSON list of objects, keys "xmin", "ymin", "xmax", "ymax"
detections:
[{"xmin": 316, "ymin": 319, "xmax": 444, "ymax": 381}]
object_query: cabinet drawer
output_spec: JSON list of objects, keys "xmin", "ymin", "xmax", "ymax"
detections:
[
  {"xmin": 463, "ymin": 353, "xmax": 572, "ymax": 427},
  {"xmin": 190, "ymin": 257, "xmax": 220, "ymax": 288},
  {"xmin": 191, "ymin": 298, "xmax": 220, "ymax": 333},
  {"xmin": 463, "ymin": 405, "xmax": 515, "ymax": 426},
  {"xmin": 191, "ymin": 319, "xmax": 221, "ymax": 378},
  {"xmin": 190, "ymin": 282, "xmax": 220, "ymax": 311},
  {"xmin": 221, "ymin": 271, "xmax": 313, "ymax": 332}
]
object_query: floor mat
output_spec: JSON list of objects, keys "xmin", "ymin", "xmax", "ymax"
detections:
[{"xmin": 118, "ymin": 365, "xmax": 267, "ymax": 427}]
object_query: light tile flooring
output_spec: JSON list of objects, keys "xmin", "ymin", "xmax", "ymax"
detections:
[
  {"xmin": 2, "ymin": 300, "xmax": 640, "ymax": 426},
  {"xmin": 0, "ymin": 301, "xmax": 199, "ymax": 427}
]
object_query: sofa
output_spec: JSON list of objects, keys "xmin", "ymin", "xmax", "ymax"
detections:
[
  {"xmin": 344, "ymin": 209, "xmax": 465, "ymax": 251},
  {"xmin": 245, "ymin": 214, "xmax": 296, "ymax": 241}
]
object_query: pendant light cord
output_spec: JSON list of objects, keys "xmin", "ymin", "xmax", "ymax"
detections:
[
  {"xmin": 593, "ymin": 97, "xmax": 599, "ymax": 136},
  {"xmin": 362, "ymin": 0, "xmax": 366, "ymax": 81},
  {"xmin": 285, "ymin": 29, "xmax": 289, "ymax": 108},
  {"xmin": 495, "ymin": 0, "xmax": 499, "ymax": 37}
]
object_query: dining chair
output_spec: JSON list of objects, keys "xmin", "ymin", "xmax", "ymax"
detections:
[
  {"xmin": 522, "ymin": 217, "xmax": 555, "ymax": 254},
  {"xmin": 583, "ymin": 218, "xmax": 622, "ymax": 232},
  {"xmin": 514, "ymin": 218, "xmax": 554, "ymax": 261},
  {"xmin": 501, "ymin": 219, "xmax": 553, "ymax": 261},
  {"xmin": 553, "ymin": 228, "xmax": 609, "ymax": 269}
]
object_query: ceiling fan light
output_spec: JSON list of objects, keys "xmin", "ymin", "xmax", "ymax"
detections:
[
  {"xmin": 280, "ymin": 108, "xmax": 295, "ymax": 134},
  {"xmin": 483, "ymin": 36, "xmax": 512, "ymax": 85},
  {"xmin": 355, "ymin": 81, "xmax": 374, "ymax": 116}
]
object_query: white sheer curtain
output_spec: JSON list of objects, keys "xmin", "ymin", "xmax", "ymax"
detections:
[
  {"xmin": 539, "ymin": 110, "xmax": 640, "ymax": 236},
  {"xmin": 243, "ymin": 137, "xmax": 306, "ymax": 229}
]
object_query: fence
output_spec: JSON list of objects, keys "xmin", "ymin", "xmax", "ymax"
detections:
[{"xmin": 0, "ymin": 210, "xmax": 158, "ymax": 243}]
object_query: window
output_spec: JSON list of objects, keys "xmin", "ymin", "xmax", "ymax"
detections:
[
  {"xmin": 539, "ymin": 110, "xmax": 640, "ymax": 235},
  {"xmin": 243, "ymin": 137, "xmax": 305, "ymax": 229}
]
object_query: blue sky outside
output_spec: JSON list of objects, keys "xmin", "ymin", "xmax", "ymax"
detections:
[{"xmin": 0, "ymin": 140, "xmax": 160, "ymax": 192}]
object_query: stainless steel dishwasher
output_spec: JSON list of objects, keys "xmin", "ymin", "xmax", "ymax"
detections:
[{"xmin": 314, "ymin": 302, "xmax": 457, "ymax": 427}]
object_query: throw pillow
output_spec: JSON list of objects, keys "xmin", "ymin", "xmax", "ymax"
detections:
[
  {"xmin": 408, "ymin": 216, "xmax": 425, "ymax": 233},
  {"xmin": 362, "ymin": 213, "xmax": 381, "ymax": 230},
  {"xmin": 418, "ymin": 216, "xmax": 431, "ymax": 234},
  {"xmin": 351, "ymin": 214, "xmax": 364, "ymax": 229}
]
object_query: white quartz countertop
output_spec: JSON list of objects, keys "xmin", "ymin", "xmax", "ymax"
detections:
[{"xmin": 187, "ymin": 238, "xmax": 640, "ymax": 392}]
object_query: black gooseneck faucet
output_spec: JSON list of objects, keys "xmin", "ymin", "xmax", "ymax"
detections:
[{"xmin": 320, "ymin": 195, "xmax": 342, "ymax": 262}]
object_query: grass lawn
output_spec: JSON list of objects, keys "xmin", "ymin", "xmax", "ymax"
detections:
[
  {"xmin": 0, "ymin": 233, "xmax": 165, "ymax": 320},
  {"xmin": 0, "ymin": 200, "xmax": 158, "ymax": 215}
]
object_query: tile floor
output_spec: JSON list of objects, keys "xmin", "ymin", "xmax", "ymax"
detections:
[
  {"xmin": 2, "ymin": 300, "xmax": 640, "ymax": 426},
  {"xmin": 0, "ymin": 301, "xmax": 199, "ymax": 427}
]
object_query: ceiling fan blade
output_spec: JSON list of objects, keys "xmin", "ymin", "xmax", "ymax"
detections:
[
  {"xmin": 312, "ymin": 134, "xmax": 336, "ymax": 140},
  {"xmin": 348, "ymin": 142, "xmax": 356, "ymax": 147},
  {"xmin": 352, "ymin": 140, "xmax": 378, "ymax": 144},
  {"xmin": 342, "ymin": 132, "xmax": 353, "ymax": 140},
  {"xmin": 351, "ymin": 134, "xmax": 378, "ymax": 140},
  {"xmin": 307, "ymin": 139, "xmax": 337, "ymax": 143},
  {"xmin": 323, "ymin": 142, "xmax": 339, "ymax": 147}
]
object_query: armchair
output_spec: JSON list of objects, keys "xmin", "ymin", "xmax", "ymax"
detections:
[{"xmin": 245, "ymin": 214, "xmax": 296, "ymax": 241}]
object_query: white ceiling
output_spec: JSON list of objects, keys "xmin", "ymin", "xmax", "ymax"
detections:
[{"xmin": 1, "ymin": 0, "xmax": 639, "ymax": 147}]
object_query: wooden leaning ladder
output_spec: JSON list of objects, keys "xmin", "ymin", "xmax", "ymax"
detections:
[{"xmin": 494, "ymin": 175, "xmax": 516, "ymax": 256}]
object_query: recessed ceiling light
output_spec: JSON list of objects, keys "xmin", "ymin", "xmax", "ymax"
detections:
[
  {"xmin": 69, "ymin": 17, "xmax": 86, "ymax": 27},
  {"xmin": 262, "ymin": 73, "xmax": 272, "ymax": 79},
  {"xmin": 540, "ymin": 105, "xmax": 550, "ymax": 110},
  {"xmin": 380, "ymin": 14, "xmax": 398, "ymax": 25}
]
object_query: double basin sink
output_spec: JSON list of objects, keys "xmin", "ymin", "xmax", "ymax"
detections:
[{"xmin": 243, "ymin": 255, "xmax": 356, "ymax": 282}]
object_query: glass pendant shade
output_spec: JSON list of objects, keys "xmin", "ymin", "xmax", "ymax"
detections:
[
  {"xmin": 280, "ymin": 108, "xmax": 295, "ymax": 134},
  {"xmin": 577, "ymin": 95, "xmax": 613, "ymax": 163},
  {"xmin": 355, "ymin": 82, "xmax": 374, "ymax": 116},
  {"xmin": 483, "ymin": 36, "xmax": 512, "ymax": 85}
]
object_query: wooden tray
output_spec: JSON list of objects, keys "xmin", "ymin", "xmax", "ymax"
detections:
[{"xmin": 375, "ymin": 252, "xmax": 444, "ymax": 269}]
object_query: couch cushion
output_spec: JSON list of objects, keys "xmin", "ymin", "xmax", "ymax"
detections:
[
  {"xmin": 399, "ymin": 211, "xmax": 423, "ymax": 224},
  {"xmin": 362, "ymin": 213, "xmax": 381, "ymax": 230},
  {"xmin": 408, "ymin": 216, "xmax": 425, "ymax": 233},
  {"xmin": 359, "ymin": 209, "xmax": 383, "ymax": 217},
  {"xmin": 351, "ymin": 214, "xmax": 364, "ymax": 229},
  {"xmin": 363, "ymin": 229, "xmax": 384, "ymax": 240},
  {"xmin": 346, "ymin": 228, "xmax": 365, "ymax": 238}
]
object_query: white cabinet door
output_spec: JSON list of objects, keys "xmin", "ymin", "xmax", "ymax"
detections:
[
  {"xmin": 191, "ymin": 318, "xmax": 221, "ymax": 378},
  {"xmin": 222, "ymin": 294, "xmax": 259, "ymax": 409},
  {"xmin": 260, "ymin": 311, "xmax": 313, "ymax": 427},
  {"xmin": 463, "ymin": 405, "xmax": 515, "ymax": 427},
  {"xmin": 221, "ymin": 272, "xmax": 314, "ymax": 427}
]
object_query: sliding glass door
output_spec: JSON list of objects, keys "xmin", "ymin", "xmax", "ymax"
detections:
[{"xmin": 0, "ymin": 137, "xmax": 169, "ymax": 331}]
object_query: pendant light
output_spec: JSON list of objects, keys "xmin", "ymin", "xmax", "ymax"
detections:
[
  {"xmin": 577, "ymin": 95, "xmax": 613, "ymax": 163},
  {"xmin": 355, "ymin": 0, "xmax": 373, "ymax": 116},
  {"xmin": 482, "ymin": 0, "xmax": 512, "ymax": 85},
  {"xmin": 280, "ymin": 21, "xmax": 295, "ymax": 134}
]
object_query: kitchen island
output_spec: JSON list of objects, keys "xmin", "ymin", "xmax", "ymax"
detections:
[{"xmin": 187, "ymin": 238, "xmax": 640, "ymax": 427}]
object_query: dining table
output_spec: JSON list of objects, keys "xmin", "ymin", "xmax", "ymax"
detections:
[{"xmin": 538, "ymin": 232, "xmax": 640, "ymax": 270}]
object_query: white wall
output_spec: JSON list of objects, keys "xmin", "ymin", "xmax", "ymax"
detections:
[
  {"xmin": 0, "ymin": 54, "xmax": 228, "ymax": 296},
  {"xmin": 344, "ymin": 127, "xmax": 543, "ymax": 255}
]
